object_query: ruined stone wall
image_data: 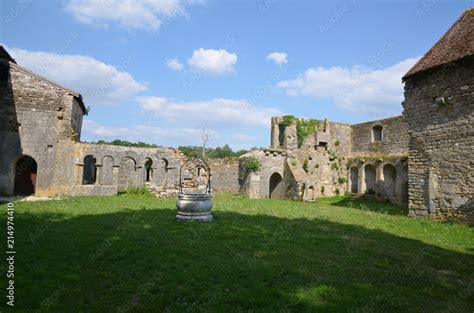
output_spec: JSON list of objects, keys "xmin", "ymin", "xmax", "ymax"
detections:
[
  {"xmin": 351, "ymin": 116, "xmax": 409, "ymax": 156},
  {"xmin": 403, "ymin": 57, "xmax": 474, "ymax": 223},
  {"xmin": 208, "ymin": 158, "xmax": 240, "ymax": 193},
  {"xmin": 34, "ymin": 142, "xmax": 181, "ymax": 197},
  {"xmin": 243, "ymin": 120, "xmax": 353, "ymax": 200},
  {"xmin": 239, "ymin": 149, "xmax": 287, "ymax": 199},
  {"xmin": 346, "ymin": 157, "xmax": 409, "ymax": 207},
  {"xmin": 291, "ymin": 121, "xmax": 352, "ymax": 199}
]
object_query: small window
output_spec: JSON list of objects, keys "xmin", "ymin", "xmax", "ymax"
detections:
[
  {"xmin": 315, "ymin": 142, "xmax": 328, "ymax": 151},
  {"xmin": 372, "ymin": 125, "xmax": 383, "ymax": 142}
]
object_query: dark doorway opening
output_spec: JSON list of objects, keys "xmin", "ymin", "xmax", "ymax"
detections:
[
  {"xmin": 350, "ymin": 167, "xmax": 359, "ymax": 193},
  {"xmin": 269, "ymin": 172, "xmax": 284, "ymax": 199},
  {"xmin": 14, "ymin": 156, "xmax": 37, "ymax": 196},
  {"xmin": 83, "ymin": 155, "xmax": 97, "ymax": 185},
  {"xmin": 145, "ymin": 158, "xmax": 153, "ymax": 182}
]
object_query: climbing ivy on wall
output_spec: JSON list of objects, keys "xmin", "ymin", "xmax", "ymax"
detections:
[
  {"xmin": 278, "ymin": 116, "xmax": 320, "ymax": 148},
  {"xmin": 280, "ymin": 115, "xmax": 296, "ymax": 127},
  {"xmin": 296, "ymin": 119, "xmax": 319, "ymax": 148}
]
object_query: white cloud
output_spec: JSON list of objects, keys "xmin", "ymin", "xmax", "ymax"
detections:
[
  {"xmin": 83, "ymin": 119, "xmax": 206, "ymax": 140},
  {"xmin": 166, "ymin": 58, "xmax": 183, "ymax": 71},
  {"xmin": 188, "ymin": 48, "xmax": 237, "ymax": 75},
  {"xmin": 266, "ymin": 52, "xmax": 288, "ymax": 65},
  {"xmin": 277, "ymin": 57, "xmax": 419, "ymax": 115},
  {"xmin": 82, "ymin": 120, "xmax": 259, "ymax": 149},
  {"xmin": 228, "ymin": 134, "xmax": 256, "ymax": 143},
  {"xmin": 65, "ymin": 0, "xmax": 205, "ymax": 31},
  {"xmin": 8, "ymin": 47, "xmax": 147, "ymax": 106},
  {"xmin": 138, "ymin": 97, "xmax": 280, "ymax": 128}
]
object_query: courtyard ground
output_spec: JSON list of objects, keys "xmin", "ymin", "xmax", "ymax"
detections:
[{"xmin": 1, "ymin": 193, "xmax": 473, "ymax": 312}]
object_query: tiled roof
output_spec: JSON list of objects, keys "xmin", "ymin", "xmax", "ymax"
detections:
[{"xmin": 403, "ymin": 8, "xmax": 473, "ymax": 80}]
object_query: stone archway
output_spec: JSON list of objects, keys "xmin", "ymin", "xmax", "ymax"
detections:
[
  {"xmin": 383, "ymin": 164, "xmax": 397, "ymax": 200},
  {"xmin": 364, "ymin": 164, "xmax": 376, "ymax": 194},
  {"xmin": 118, "ymin": 157, "xmax": 137, "ymax": 191},
  {"xmin": 144, "ymin": 158, "xmax": 153, "ymax": 182},
  {"xmin": 269, "ymin": 172, "xmax": 284, "ymax": 199},
  {"xmin": 307, "ymin": 185, "xmax": 315, "ymax": 201},
  {"xmin": 14, "ymin": 156, "xmax": 37, "ymax": 196},
  {"xmin": 350, "ymin": 167, "xmax": 359, "ymax": 193},
  {"xmin": 100, "ymin": 156, "xmax": 114, "ymax": 185},
  {"xmin": 82, "ymin": 155, "xmax": 97, "ymax": 185}
]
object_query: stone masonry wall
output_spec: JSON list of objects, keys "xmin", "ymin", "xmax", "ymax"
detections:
[
  {"xmin": 208, "ymin": 158, "xmax": 240, "ymax": 193},
  {"xmin": 291, "ymin": 121, "xmax": 352, "ymax": 199},
  {"xmin": 351, "ymin": 116, "xmax": 409, "ymax": 157},
  {"xmin": 0, "ymin": 60, "xmax": 82, "ymax": 195},
  {"xmin": 403, "ymin": 56, "xmax": 474, "ymax": 223},
  {"xmin": 35, "ymin": 142, "xmax": 181, "ymax": 197}
]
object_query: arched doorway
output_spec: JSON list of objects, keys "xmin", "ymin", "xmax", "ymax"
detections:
[
  {"xmin": 144, "ymin": 158, "xmax": 153, "ymax": 182},
  {"xmin": 82, "ymin": 155, "xmax": 97, "ymax": 185},
  {"xmin": 14, "ymin": 156, "xmax": 37, "ymax": 196},
  {"xmin": 364, "ymin": 164, "xmax": 376, "ymax": 194},
  {"xmin": 350, "ymin": 167, "xmax": 359, "ymax": 193},
  {"xmin": 269, "ymin": 172, "xmax": 284, "ymax": 199},
  {"xmin": 383, "ymin": 164, "xmax": 397, "ymax": 199},
  {"xmin": 307, "ymin": 185, "xmax": 315, "ymax": 201}
]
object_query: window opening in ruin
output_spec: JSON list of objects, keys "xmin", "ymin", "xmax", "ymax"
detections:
[
  {"xmin": 372, "ymin": 125, "xmax": 383, "ymax": 142},
  {"xmin": 145, "ymin": 158, "xmax": 153, "ymax": 182},
  {"xmin": 82, "ymin": 155, "xmax": 97, "ymax": 185}
]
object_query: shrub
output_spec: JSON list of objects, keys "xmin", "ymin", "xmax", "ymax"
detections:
[
  {"xmin": 335, "ymin": 188, "xmax": 340, "ymax": 195},
  {"xmin": 320, "ymin": 186, "xmax": 325, "ymax": 194},
  {"xmin": 335, "ymin": 140, "xmax": 340, "ymax": 147},
  {"xmin": 279, "ymin": 115, "xmax": 296, "ymax": 127},
  {"xmin": 302, "ymin": 159, "xmax": 309, "ymax": 173},
  {"xmin": 337, "ymin": 177, "xmax": 347, "ymax": 185},
  {"xmin": 365, "ymin": 189, "xmax": 375, "ymax": 195},
  {"xmin": 123, "ymin": 187, "xmax": 154, "ymax": 197},
  {"xmin": 244, "ymin": 157, "xmax": 261, "ymax": 173}
]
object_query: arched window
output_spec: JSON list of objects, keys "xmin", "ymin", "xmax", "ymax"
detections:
[
  {"xmin": 83, "ymin": 155, "xmax": 97, "ymax": 185},
  {"xmin": 383, "ymin": 164, "xmax": 397, "ymax": 199},
  {"xmin": 350, "ymin": 167, "xmax": 359, "ymax": 193},
  {"xmin": 372, "ymin": 125, "xmax": 383, "ymax": 142},
  {"xmin": 145, "ymin": 158, "xmax": 153, "ymax": 182},
  {"xmin": 308, "ymin": 185, "xmax": 315, "ymax": 201},
  {"xmin": 364, "ymin": 164, "xmax": 376, "ymax": 194}
]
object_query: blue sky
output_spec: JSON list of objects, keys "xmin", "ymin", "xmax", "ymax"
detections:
[{"xmin": 1, "ymin": 0, "xmax": 471, "ymax": 149}]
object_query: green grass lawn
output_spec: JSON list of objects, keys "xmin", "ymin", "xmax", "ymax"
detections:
[{"xmin": 1, "ymin": 194, "xmax": 473, "ymax": 312}]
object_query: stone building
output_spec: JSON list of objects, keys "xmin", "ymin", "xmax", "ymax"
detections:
[
  {"xmin": 240, "ymin": 9, "xmax": 473, "ymax": 223},
  {"xmin": 240, "ymin": 115, "xmax": 409, "ymax": 208},
  {"xmin": 0, "ymin": 46, "xmax": 181, "ymax": 197},
  {"xmin": 0, "ymin": 46, "xmax": 242, "ymax": 198},
  {"xmin": 0, "ymin": 9, "xmax": 471, "ymax": 223},
  {"xmin": 402, "ymin": 9, "xmax": 473, "ymax": 222}
]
